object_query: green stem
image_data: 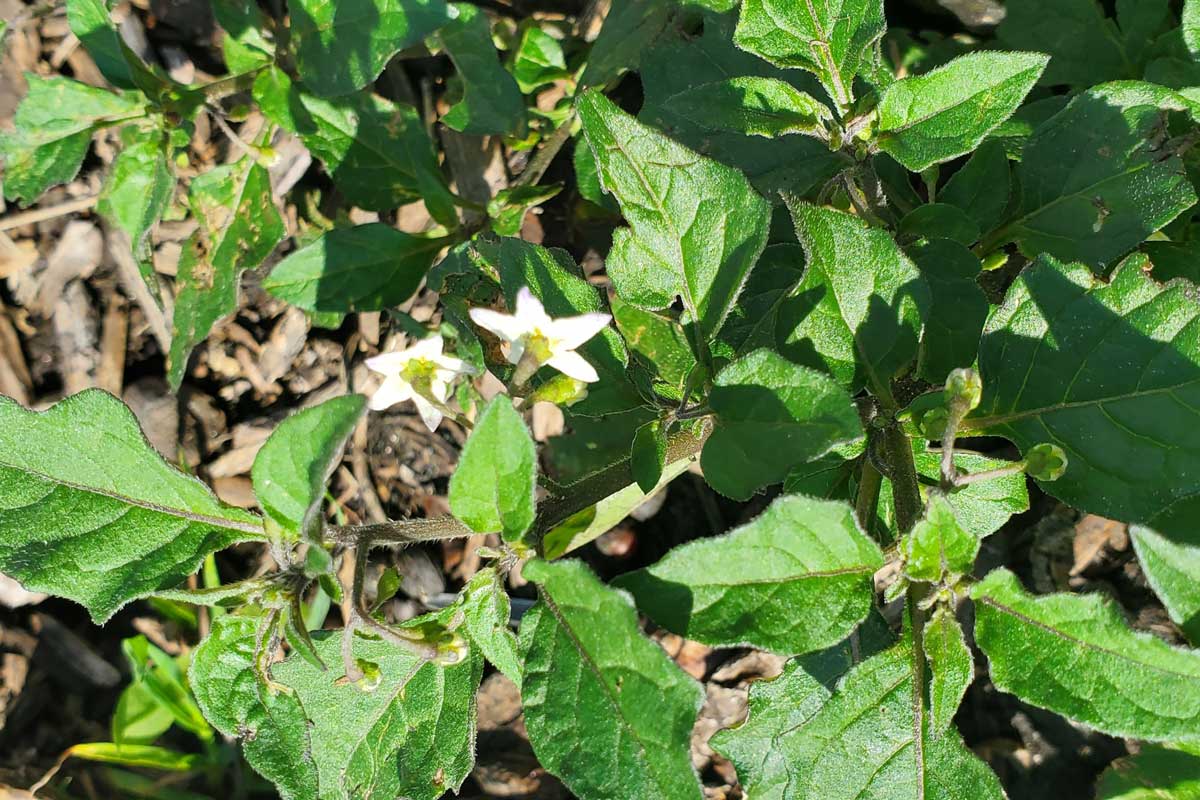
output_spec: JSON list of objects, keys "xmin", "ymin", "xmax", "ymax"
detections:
[
  {"xmin": 882, "ymin": 422, "xmax": 923, "ymax": 536},
  {"xmin": 513, "ymin": 113, "xmax": 575, "ymax": 188},
  {"xmin": 855, "ymin": 459, "xmax": 883, "ymax": 532}
]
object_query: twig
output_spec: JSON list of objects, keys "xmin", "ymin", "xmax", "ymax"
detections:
[{"xmin": 0, "ymin": 196, "xmax": 99, "ymax": 232}]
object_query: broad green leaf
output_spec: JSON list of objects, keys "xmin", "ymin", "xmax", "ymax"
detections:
[
  {"xmin": 459, "ymin": 567, "xmax": 521, "ymax": 683},
  {"xmin": 902, "ymin": 495, "xmax": 978, "ymax": 583},
  {"xmin": 713, "ymin": 637, "xmax": 1004, "ymax": 800},
  {"xmin": 113, "ymin": 681, "xmax": 175, "ymax": 745},
  {"xmin": 734, "ymin": 0, "xmax": 886, "ymax": 109},
  {"xmin": 701, "ymin": 349, "xmax": 863, "ymax": 501},
  {"xmin": 911, "ymin": 239, "xmax": 987, "ymax": 383},
  {"xmin": 1097, "ymin": 746, "xmax": 1200, "ymax": 799},
  {"xmin": 263, "ymin": 224, "xmax": 446, "ymax": 313},
  {"xmin": 616, "ymin": 495, "xmax": 883, "ymax": 654},
  {"xmin": 783, "ymin": 441, "xmax": 863, "ymax": 499},
  {"xmin": 997, "ymin": 0, "xmax": 1128, "ymax": 88},
  {"xmin": 0, "ymin": 75, "xmax": 144, "ymax": 205},
  {"xmin": 963, "ymin": 254, "xmax": 1200, "ymax": 542},
  {"xmin": 578, "ymin": 0, "xmax": 671, "ymax": 88},
  {"xmin": 663, "ymin": 76, "xmax": 832, "ymax": 139},
  {"xmin": 98, "ymin": 127, "xmax": 173, "ymax": 292},
  {"xmin": 577, "ymin": 90, "xmax": 771, "ymax": 348},
  {"xmin": 252, "ymin": 395, "xmax": 366, "ymax": 542},
  {"xmin": 289, "ymin": 0, "xmax": 454, "ymax": 97},
  {"xmin": 253, "ymin": 69, "xmax": 455, "ymax": 219},
  {"xmin": 924, "ymin": 608, "xmax": 972, "ymax": 736},
  {"xmin": 781, "ymin": 201, "xmax": 931, "ymax": 393},
  {"xmin": 1131, "ymin": 526, "xmax": 1200, "ymax": 643},
  {"xmin": 973, "ymin": 568, "xmax": 1200, "ymax": 743},
  {"xmin": 940, "ymin": 140, "xmax": 1011, "ymax": 236},
  {"xmin": 714, "ymin": 243, "xmax": 806, "ymax": 360},
  {"xmin": 212, "ymin": 0, "xmax": 274, "ymax": 73},
  {"xmin": 67, "ymin": 743, "xmax": 202, "ymax": 772},
  {"xmin": 437, "ymin": 4, "xmax": 525, "ymax": 135},
  {"xmin": 986, "ymin": 94, "xmax": 1069, "ymax": 160},
  {"xmin": 1145, "ymin": 239, "xmax": 1200, "ymax": 284},
  {"xmin": 0, "ymin": 391, "xmax": 263, "ymax": 622},
  {"xmin": 519, "ymin": 559, "xmax": 704, "ymax": 800},
  {"xmin": 168, "ymin": 159, "xmax": 285, "ymax": 390},
  {"xmin": 448, "ymin": 397, "xmax": 536, "ymax": 543},
  {"xmin": 1002, "ymin": 82, "xmax": 1198, "ymax": 271},
  {"xmin": 630, "ymin": 419, "xmax": 666, "ymax": 494},
  {"xmin": 1187, "ymin": 0, "xmax": 1200, "ymax": 61},
  {"xmin": 510, "ymin": 25, "xmax": 568, "ymax": 93},
  {"xmin": 612, "ymin": 296, "xmax": 696, "ymax": 393},
  {"xmin": 876, "ymin": 51, "xmax": 1048, "ymax": 172},
  {"xmin": 67, "ymin": 0, "xmax": 136, "ymax": 89},
  {"xmin": 898, "ymin": 204, "xmax": 981, "ymax": 247}
]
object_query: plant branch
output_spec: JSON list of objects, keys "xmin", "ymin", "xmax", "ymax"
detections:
[{"xmin": 513, "ymin": 114, "xmax": 575, "ymax": 188}]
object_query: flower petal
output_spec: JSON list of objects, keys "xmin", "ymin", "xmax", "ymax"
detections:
[
  {"xmin": 547, "ymin": 350, "xmax": 600, "ymax": 383},
  {"xmin": 365, "ymin": 351, "xmax": 411, "ymax": 374},
  {"xmin": 409, "ymin": 333, "xmax": 445, "ymax": 359},
  {"xmin": 506, "ymin": 336, "xmax": 526, "ymax": 367},
  {"xmin": 412, "ymin": 394, "xmax": 444, "ymax": 432},
  {"xmin": 515, "ymin": 287, "xmax": 552, "ymax": 329},
  {"xmin": 469, "ymin": 307, "xmax": 528, "ymax": 343},
  {"xmin": 369, "ymin": 375, "xmax": 414, "ymax": 410},
  {"xmin": 548, "ymin": 312, "xmax": 612, "ymax": 350},
  {"xmin": 433, "ymin": 353, "xmax": 475, "ymax": 376}
]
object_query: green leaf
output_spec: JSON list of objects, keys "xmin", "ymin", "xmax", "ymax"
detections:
[
  {"xmin": 986, "ymin": 94, "xmax": 1069, "ymax": 161},
  {"xmin": 1002, "ymin": 82, "xmax": 1199, "ymax": 271},
  {"xmin": 734, "ymin": 0, "xmax": 886, "ymax": 109},
  {"xmin": 0, "ymin": 391, "xmax": 263, "ymax": 623},
  {"xmin": 1186, "ymin": 0, "xmax": 1200, "ymax": 61},
  {"xmin": 714, "ymin": 243, "xmax": 806, "ymax": 360},
  {"xmin": 519, "ymin": 559, "xmax": 704, "ymax": 800},
  {"xmin": 781, "ymin": 201, "xmax": 931, "ymax": 393},
  {"xmin": 616, "ymin": 495, "xmax": 883, "ymax": 654},
  {"xmin": 263, "ymin": 224, "xmax": 446, "ymax": 313},
  {"xmin": 964, "ymin": 254, "xmax": 1200, "ymax": 542},
  {"xmin": 487, "ymin": 184, "xmax": 561, "ymax": 237},
  {"xmin": 510, "ymin": 25, "xmax": 568, "ymax": 93},
  {"xmin": 630, "ymin": 419, "xmax": 666, "ymax": 495},
  {"xmin": 1131, "ymin": 526, "xmax": 1200, "ymax": 643},
  {"xmin": 212, "ymin": 0, "xmax": 274, "ymax": 73},
  {"xmin": 0, "ymin": 75, "xmax": 144, "ymax": 205},
  {"xmin": 902, "ymin": 495, "xmax": 978, "ymax": 583},
  {"xmin": 113, "ymin": 682, "xmax": 176, "ymax": 745},
  {"xmin": 252, "ymin": 395, "xmax": 365, "ymax": 542},
  {"xmin": 579, "ymin": 0, "xmax": 671, "ymax": 88},
  {"xmin": 448, "ymin": 397, "xmax": 536, "ymax": 543},
  {"xmin": 997, "ymin": 0, "xmax": 1131, "ymax": 88},
  {"xmin": 437, "ymin": 4, "xmax": 525, "ymax": 135},
  {"xmin": 612, "ymin": 296, "xmax": 696, "ymax": 393},
  {"xmin": 98, "ymin": 127, "xmax": 173, "ymax": 293},
  {"xmin": 1145, "ymin": 239, "xmax": 1200, "ymax": 284},
  {"xmin": 577, "ymin": 90, "xmax": 771, "ymax": 348},
  {"xmin": 459, "ymin": 567, "xmax": 521, "ymax": 683},
  {"xmin": 67, "ymin": 743, "xmax": 203, "ymax": 772},
  {"xmin": 898, "ymin": 204, "xmax": 981, "ymax": 247},
  {"xmin": 663, "ymin": 76, "xmax": 832, "ymax": 139},
  {"xmin": 910, "ymin": 239, "xmax": 987, "ymax": 383},
  {"xmin": 940, "ymin": 140, "xmax": 1012, "ymax": 237},
  {"xmin": 702, "ymin": 349, "xmax": 863, "ymax": 501},
  {"xmin": 168, "ymin": 158, "xmax": 285, "ymax": 389},
  {"xmin": 253, "ymin": 69, "xmax": 455, "ymax": 220},
  {"xmin": 973, "ymin": 568, "xmax": 1200, "ymax": 743},
  {"xmin": 875, "ymin": 51, "xmax": 1048, "ymax": 172},
  {"xmin": 67, "ymin": 0, "xmax": 136, "ymax": 89},
  {"xmin": 712, "ymin": 636, "xmax": 1004, "ymax": 800},
  {"xmin": 1097, "ymin": 746, "xmax": 1200, "ymax": 799},
  {"xmin": 924, "ymin": 608, "xmax": 972, "ymax": 736},
  {"xmin": 289, "ymin": 0, "xmax": 454, "ymax": 97}
]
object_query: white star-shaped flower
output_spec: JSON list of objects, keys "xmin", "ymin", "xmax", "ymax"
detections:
[
  {"xmin": 365, "ymin": 334, "xmax": 475, "ymax": 431},
  {"xmin": 468, "ymin": 287, "xmax": 610, "ymax": 383}
]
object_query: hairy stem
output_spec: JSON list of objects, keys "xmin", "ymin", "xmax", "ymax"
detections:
[
  {"xmin": 855, "ymin": 459, "xmax": 883, "ymax": 531},
  {"xmin": 513, "ymin": 114, "xmax": 576, "ymax": 188}
]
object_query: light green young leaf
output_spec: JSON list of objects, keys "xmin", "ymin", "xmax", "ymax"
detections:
[
  {"xmin": 663, "ymin": 76, "xmax": 832, "ymax": 139},
  {"xmin": 264, "ymin": 224, "xmax": 446, "ymax": 313},
  {"xmin": 1002, "ymin": 82, "xmax": 1198, "ymax": 272},
  {"xmin": 67, "ymin": 0, "xmax": 136, "ymax": 89},
  {"xmin": 168, "ymin": 159, "xmax": 285, "ymax": 389},
  {"xmin": 1131, "ymin": 526, "xmax": 1200, "ymax": 643},
  {"xmin": 67, "ymin": 743, "xmax": 203, "ymax": 772},
  {"xmin": 511, "ymin": 25, "xmax": 568, "ymax": 93},
  {"xmin": 973, "ymin": 568, "xmax": 1200, "ymax": 743},
  {"xmin": 0, "ymin": 75, "xmax": 144, "ymax": 205},
  {"xmin": 0, "ymin": 391, "xmax": 264, "ymax": 623},
  {"xmin": 911, "ymin": 239, "xmax": 987, "ymax": 383},
  {"xmin": 487, "ymin": 184, "xmax": 562, "ymax": 237},
  {"xmin": 460, "ymin": 567, "xmax": 522, "ymax": 683},
  {"xmin": 577, "ymin": 90, "xmax": 771, "ymax": 349},
  {"xmin": 1096, "ymin": 746, "xmax": 1200, "ymax": 799},
  {"xmin": 734, "ymin": 0, "xmax": 886, "ymax": 110},
  {"xmin": 98, "ymin": 127, "xmax": 173, "ymax": 293},
  {"xmin": 1186, "ymin": 0, "xmax": 1200, "ymax": 61},
  {"xmin": 781, "ymin": 201, "xmax": 931, "ymax": 393},
  {"xmin": 616, "ymin": 495, "xmax": 882, "ymax": 655},
  {"xmin": 113, "ymin": 681, "xmax": 175, "ymax": 745},
  {"xmin": 713, "ymin": 637, "xmax": 1004, "ymax": 800},
  {"xmin": 212, "ymin": 0, "xmax": 274, "ymax": 73},
  {"xmin": 875, "ymin": 51, "xmax": 1047, "ymax": 172},
  {"xmin": 630, "ymin": 419, "xmax": 666, "ymax": 495},
  {"xmin": 519, "ymin": 559, "xmax": 704, "ymax": 800},
  {"xmin": 289, "ymin": 0, "xmax": 454, "ymax": 97},
  {"xmin": 252, "ymin": 395, "xmax": 366, "ymax": 543},
  {"xmin": 924, "ymin": 607, "xmax": 973, "ymax": 736},
  {"xmin": 940, "ymin": 140, "xmax": 1012, "ymax": 237},
  {"xmin": 902, "ymin": 495, "xmax": 979, "ymax": 583},
  {"xmin": 448, "ymin": 397, "xmax": 536, "ymax": 543},
  {"xmin": 437, "ymin": 4, "xmax": 525, "ymax": 136},
  {"xmin": 963, "ymin": 254, "xmax": 1200, "ymax": 542},
  {"xmin": 578, "ymin": 0, "xmax": 671, "ymax": 88},
  {"xmin": 701, "ymin": 349, "xmax": 863, "ymax": 501}
]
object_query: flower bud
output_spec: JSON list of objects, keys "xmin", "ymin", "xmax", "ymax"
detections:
[
  {"xmin": 1025, "ymin": 443, "xmax": 1067, "ymax": 482},
  {"xmin": 945, "ymin": 368, "xmax": 982, "ymax": 412}
]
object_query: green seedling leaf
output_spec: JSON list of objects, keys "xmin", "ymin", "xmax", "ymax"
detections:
[
  {"xmin": 964, "ymin": 254, "xmax": 1200, "ymax": 541},
  {"xmin": 911, "ymin": 239, "xmax": 987, "ymax": 383},
  {"xmin": 876, "ymin": 51, "xmax": 1048, "ymax": 172},
  {"xmin": 252, "ymin": 395, "xmax": 366, "ymax": 544},
  {"xmin": 577, "ymin": 90, "xmax": 771, "ymax": 349},
  {"xmin": 289, "ymin": 0, "xmax": 454, "ymax": 97},
  {"xmin": 168, "ymin": 158, "xmax": 285, "ymax": 390},
  {"xmin": 519, "ymin": 559, "xmax": 704, "ymax": 800},
  {"xmin": 212, "ymin": 0, "xmax": 274, "ymax": 72},
  {"xmin": 510, "ymin": 25, "xmax": 568, "ymax": 93},
  {"xmin": 939, "ymin": 140, "xmax": 1012, "ymax": 237},
  {"xmin": 1096, "ymin": 745, "xmax": 1200, "ymax": 799},
  {"xmin": 734, "ymin": 0, "xmax": 886, "ymax": 109},
  {"xmin": 0, "ymin": 391, "xmax": 263, "ymax": 623},
  {"xmin": 902, "ymin": 496, "xmax": 979, "ymax": 583},
  {"xmin": 617, "ymin": 495, "xmax": 883, "ymax": 655},
  {"xmin": 67, "ymin": 743, "xmax": 203, "ymax": 772},
  {"xmin": 973, "ymin": 568, "xmax": 1200, "ymax": 743},
  {"xmin": 263, "ymin": 224, "xmax": 446, "ymax": 313},
  {"xmin": 925, "ymin": 608, "xmax": 973, "ymax": 736},
  {"xmin": 702, "ymin": 349, "xmax": 863, "ymax": 501},
  {"xmin": 782, "ymin": 201, "xmax": 931, "ymax": 393},
  {"xmin": 112, "ymin": 681, "xmax": 175, "ymax": 746},
  {"xmin": 98, "ymin": 127, "xmax": 173, "ymax": 292},
  {"xmin": 448, "ymin": 396, "xmax": 537, "ymax": 543},
  {"xmin": 1131, "ymin": 526, "xmax": 1200, "ymax": 643},
  {"xmin": 460, "ymin": 567, "xmax": 522, "ymax": 683},
  {"xmin": 663, "ymin": 76, "xmax": 832, "ymax": 139},
  {"xmin": 630, "ymin": 419, "xmax": 667, "ymax": 494},
  {"xmin": 122, "ymin": 636, "xmax": 210, "ymax": 739},
  {"xmin": 437, "ymin": 4, "xmax": 525, "ymax": 136},
  {"xmin": 0, "ymin": 75, "xmax": 144, "ymax": 205}
]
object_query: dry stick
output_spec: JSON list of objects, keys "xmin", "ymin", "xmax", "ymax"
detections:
[{"xmin": 0, "ymin": 195, "xmax": 99, "ymax": 233}]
